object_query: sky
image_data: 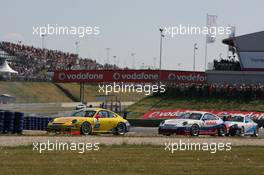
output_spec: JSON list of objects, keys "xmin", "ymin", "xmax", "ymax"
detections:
[{"xmin": 0, "ymin": 0, "xmax": 263, "ymax": 71}]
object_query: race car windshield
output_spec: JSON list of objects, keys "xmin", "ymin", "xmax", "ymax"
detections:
[
  {"xmin": 84, "ymin": 111, "xmax": 97, "ymax": 117},
  {"xmin": 189, "ymin": 113, "xmax": 203, "ymax": 120},
  {"xmin": 178, "ymin": 113, "xmax": 202, "ymax": 120},
  {"xmin": 229, "ymin": 116, "xmax": 244, "ymax": 122},
  {"xmin": 178, "ymin": 113, "xmax": 191, "ymax": 119},
  {"xmin": 71, "ymin": 110, "xmax": 96, "ymax": 117}
]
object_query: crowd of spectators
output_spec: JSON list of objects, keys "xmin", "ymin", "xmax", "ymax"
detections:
[
  {"xmin": 213, "ymin": 58, "xmax": 241, "ymax": 71},
  {"xmin": 0, "ymin": 42, "xmax": 118, "ymax": 81},
  {"xmin": 160, "ymin": 83, "xmax": 264, "ymax": 100}
]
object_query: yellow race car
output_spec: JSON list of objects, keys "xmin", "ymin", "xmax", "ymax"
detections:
[{"xmin": 47, "ymin": 108, "xmax": 130, "ymax": 135}]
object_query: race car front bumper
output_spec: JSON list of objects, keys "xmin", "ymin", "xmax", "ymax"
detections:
[
  {"xmin": 47, "ymin": 123, "xmax": 79, "ymax": 133},
  {"xmin": 125, "ymin": 122, "xmax": 130, "ymax": 132}
]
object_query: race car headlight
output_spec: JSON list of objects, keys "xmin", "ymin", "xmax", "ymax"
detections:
[
  {"xmin": 224, "ymin": 123, "xmax": 230, "ymax": 128},
  {"xmin": 159, "ymin": 121, "xmax": 165, "ymax": 126},
  {"xmin": 71, "ymin": 119, "xmax": 78, "ymax": 124},
  {"xmin": 49, "ymin": 118, "xmax": 54, "ymax": 123},
  {"xmin": 182, "ymin": 121, "xmax": 188, "ymax": 126}
]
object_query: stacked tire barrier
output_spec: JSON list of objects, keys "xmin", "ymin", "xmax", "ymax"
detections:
[
  {"xmin": 0, "ymin": 111, "xmax": 4, "ymax": 132},
  {"xmin": 14, "ymin": 112, "xmax": 24, "ymax": 134},
  {"xmin": 0, "ymin": 111, "xmax": 24, "ymax": 134},
  {"xmin": 0, "ymin": 110, "xmax": 54, "ymax": 134},
  {"xmin": 23, "ymin": 116, "xmax": 53, "ymax": 131},
  {"xmin": 3, "ymin": 111, "xmax": 15, "ymax": 133}
]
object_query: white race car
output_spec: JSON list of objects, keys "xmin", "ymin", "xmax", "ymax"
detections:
[
  {"xmin": 224, "ymin": 114, "xmax": 259, "ymax": 137},
  {"xmin": 158, "ymin": 111, "xmax": 226, "ymax": 136}
]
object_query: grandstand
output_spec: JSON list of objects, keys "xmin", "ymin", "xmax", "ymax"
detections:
[
  {"xmin": 0, "ymin": 42, "xmax": 119, "ymax": 81},
  {"xmin": 1, "ymin": 30, "xmax": 264, "ymax": 105}
]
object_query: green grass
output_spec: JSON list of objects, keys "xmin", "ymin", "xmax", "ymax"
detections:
[
  {"xmin": 0, "ymin": 82, "xmax": 72, "ymax": 103},
  {"xmin": 126, "ymin": 96, "xmax": 264, "ymax": 118},
  {"xmin": 0, "ymin": 82, "xmax": 144, "ymax": 103},
  {"xmin": 59, "ymin": 83, "xmax": 146, "ymax": 102},
  {"xmin": 0, "ymin": 145, "xmax": 263, "ymax": 175}
]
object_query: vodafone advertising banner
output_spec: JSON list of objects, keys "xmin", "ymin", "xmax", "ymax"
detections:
[
  {"xmin": 143, "ymin": 109, "xmax": 264, "ymax": 120},
  {"xmin": 53, "ymin": 70, "xmax": 206, "ymax": 83}
]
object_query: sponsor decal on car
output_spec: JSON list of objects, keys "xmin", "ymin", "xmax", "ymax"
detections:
[{"xmin": 144, "ymin": 109, "xmax": 264, "ymax": 119}]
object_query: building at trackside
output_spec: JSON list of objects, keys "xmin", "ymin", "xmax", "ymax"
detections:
[{"xmin": 207, "ymin": 31, "xmax": 264, "ymax": 85}]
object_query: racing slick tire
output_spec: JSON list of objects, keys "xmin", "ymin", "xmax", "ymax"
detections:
[
  {"xmin": 229, "ymin": 125, "xmax": 239, "ymax": 136},
  {"xmin": 218, "ymin": 125, "xmax": 226, "ymax": 137},
  {"xmin": 239, "ymin": 127, "xmax": 245, "ymax": 137},
  {"xmin": 190, "ymin": 124, "xmax": 199, "ymax": 136},
  {"xmin": 80, "ymin": 122, "xmax": 92, "ymax": 135},
  {"xmin": 162, "ymin": 133, "xmax": 172, "ymax": 136},
  {"xmin": 229, "ymin": 129, "xmax": 237, "ymax": 136},
  {"xmin": 114, "ymin": 122, "xmax": 127, "ymax": 135},
  {"xmin": 252, "ymin": 127, "xmax": 259, "ymax": 137}
]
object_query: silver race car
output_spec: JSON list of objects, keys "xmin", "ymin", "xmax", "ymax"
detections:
[
  {"xmin": 224, "ymin": 114, "xmax": 259, "ymax": 137},
  {"xmin": 158, "ymin": 111, "xmax": 226, "ymax": 136}
]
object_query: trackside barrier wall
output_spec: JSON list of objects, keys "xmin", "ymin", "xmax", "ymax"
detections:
[
  {"xmin": 1, "ymin": 113, "xmax": 263, "ymax": 133},
  {"xmin": 14, "ymin": 112, "xmax": 24, "ymax": 134},
  {"xmin": 3, "ymin": 111, "xmax": 15, "ymax": 133},
  {"xmin": 0, "ymin": 111, "xmax": 25, "ymax": 134},
  {"xmin": 0, "ymin": 111, "xmax": 53, "ymax": 134},
  {"xmin": 23, "ymin": 116, "xmax": 54, "ymax": 131},
  {"xmin": 127, "ymin": 119, "xmax": 165, "ymax": 127},
  {"xmin": 0, "ymin": 111, "xmax": 4, "ymax": 132}
]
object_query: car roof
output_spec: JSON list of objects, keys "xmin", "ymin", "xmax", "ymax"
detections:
[
  {"xmin": 81, "ymin": 107, "xmax": 104, "ymax": 111},
  {"xmin": 78, "ymin": 108, "xmax": 117, "ymax": 114},
  {"xmin": 185, "ymin": 111, "xmax": 210, "ymax": 115},
  {"xmin": 231, "ymin": 114, "xmax": 246, "ymax": 117}
]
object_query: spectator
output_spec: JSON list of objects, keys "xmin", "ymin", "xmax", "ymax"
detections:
[{"xmin": 159, "ymin": 83, "xmax": 264, "ymax": 100}]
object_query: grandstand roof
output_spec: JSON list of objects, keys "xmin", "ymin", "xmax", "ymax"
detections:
[{"xmin": 223, "ymin": 31, "xmax": 264, "ymax": 52}]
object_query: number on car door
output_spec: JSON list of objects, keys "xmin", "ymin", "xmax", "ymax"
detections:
[
  {"xmin": 202, "ymin": 113, "xmax": 218, "ymax": 127},
  {"xmin": 245, "ymin": 117, "xmax": 254, "ymax": 134},
  {"xmin": 96, "ymin": 110, "xmax": 115, "ymax": 131}
]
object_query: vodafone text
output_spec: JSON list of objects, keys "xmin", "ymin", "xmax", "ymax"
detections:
[
  {"xmin": 56, "ymin": 71, "xmax": 206, "ymax": 83},
  {"xmin": 167, "ymin": 73, "xmax": 205, "ymax": 82},
  {"xmin": 58, "ymin": 72, "xmax": 103, "ymax": 81}
]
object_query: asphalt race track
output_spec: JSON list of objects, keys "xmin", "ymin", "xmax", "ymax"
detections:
[
  {"xmin": 0, "ymin": 127, "xmax": 264, "ymax": 147},
  {"xmin": 129, "ymin": 127, "xmax": 264, "ymax": 137}
]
